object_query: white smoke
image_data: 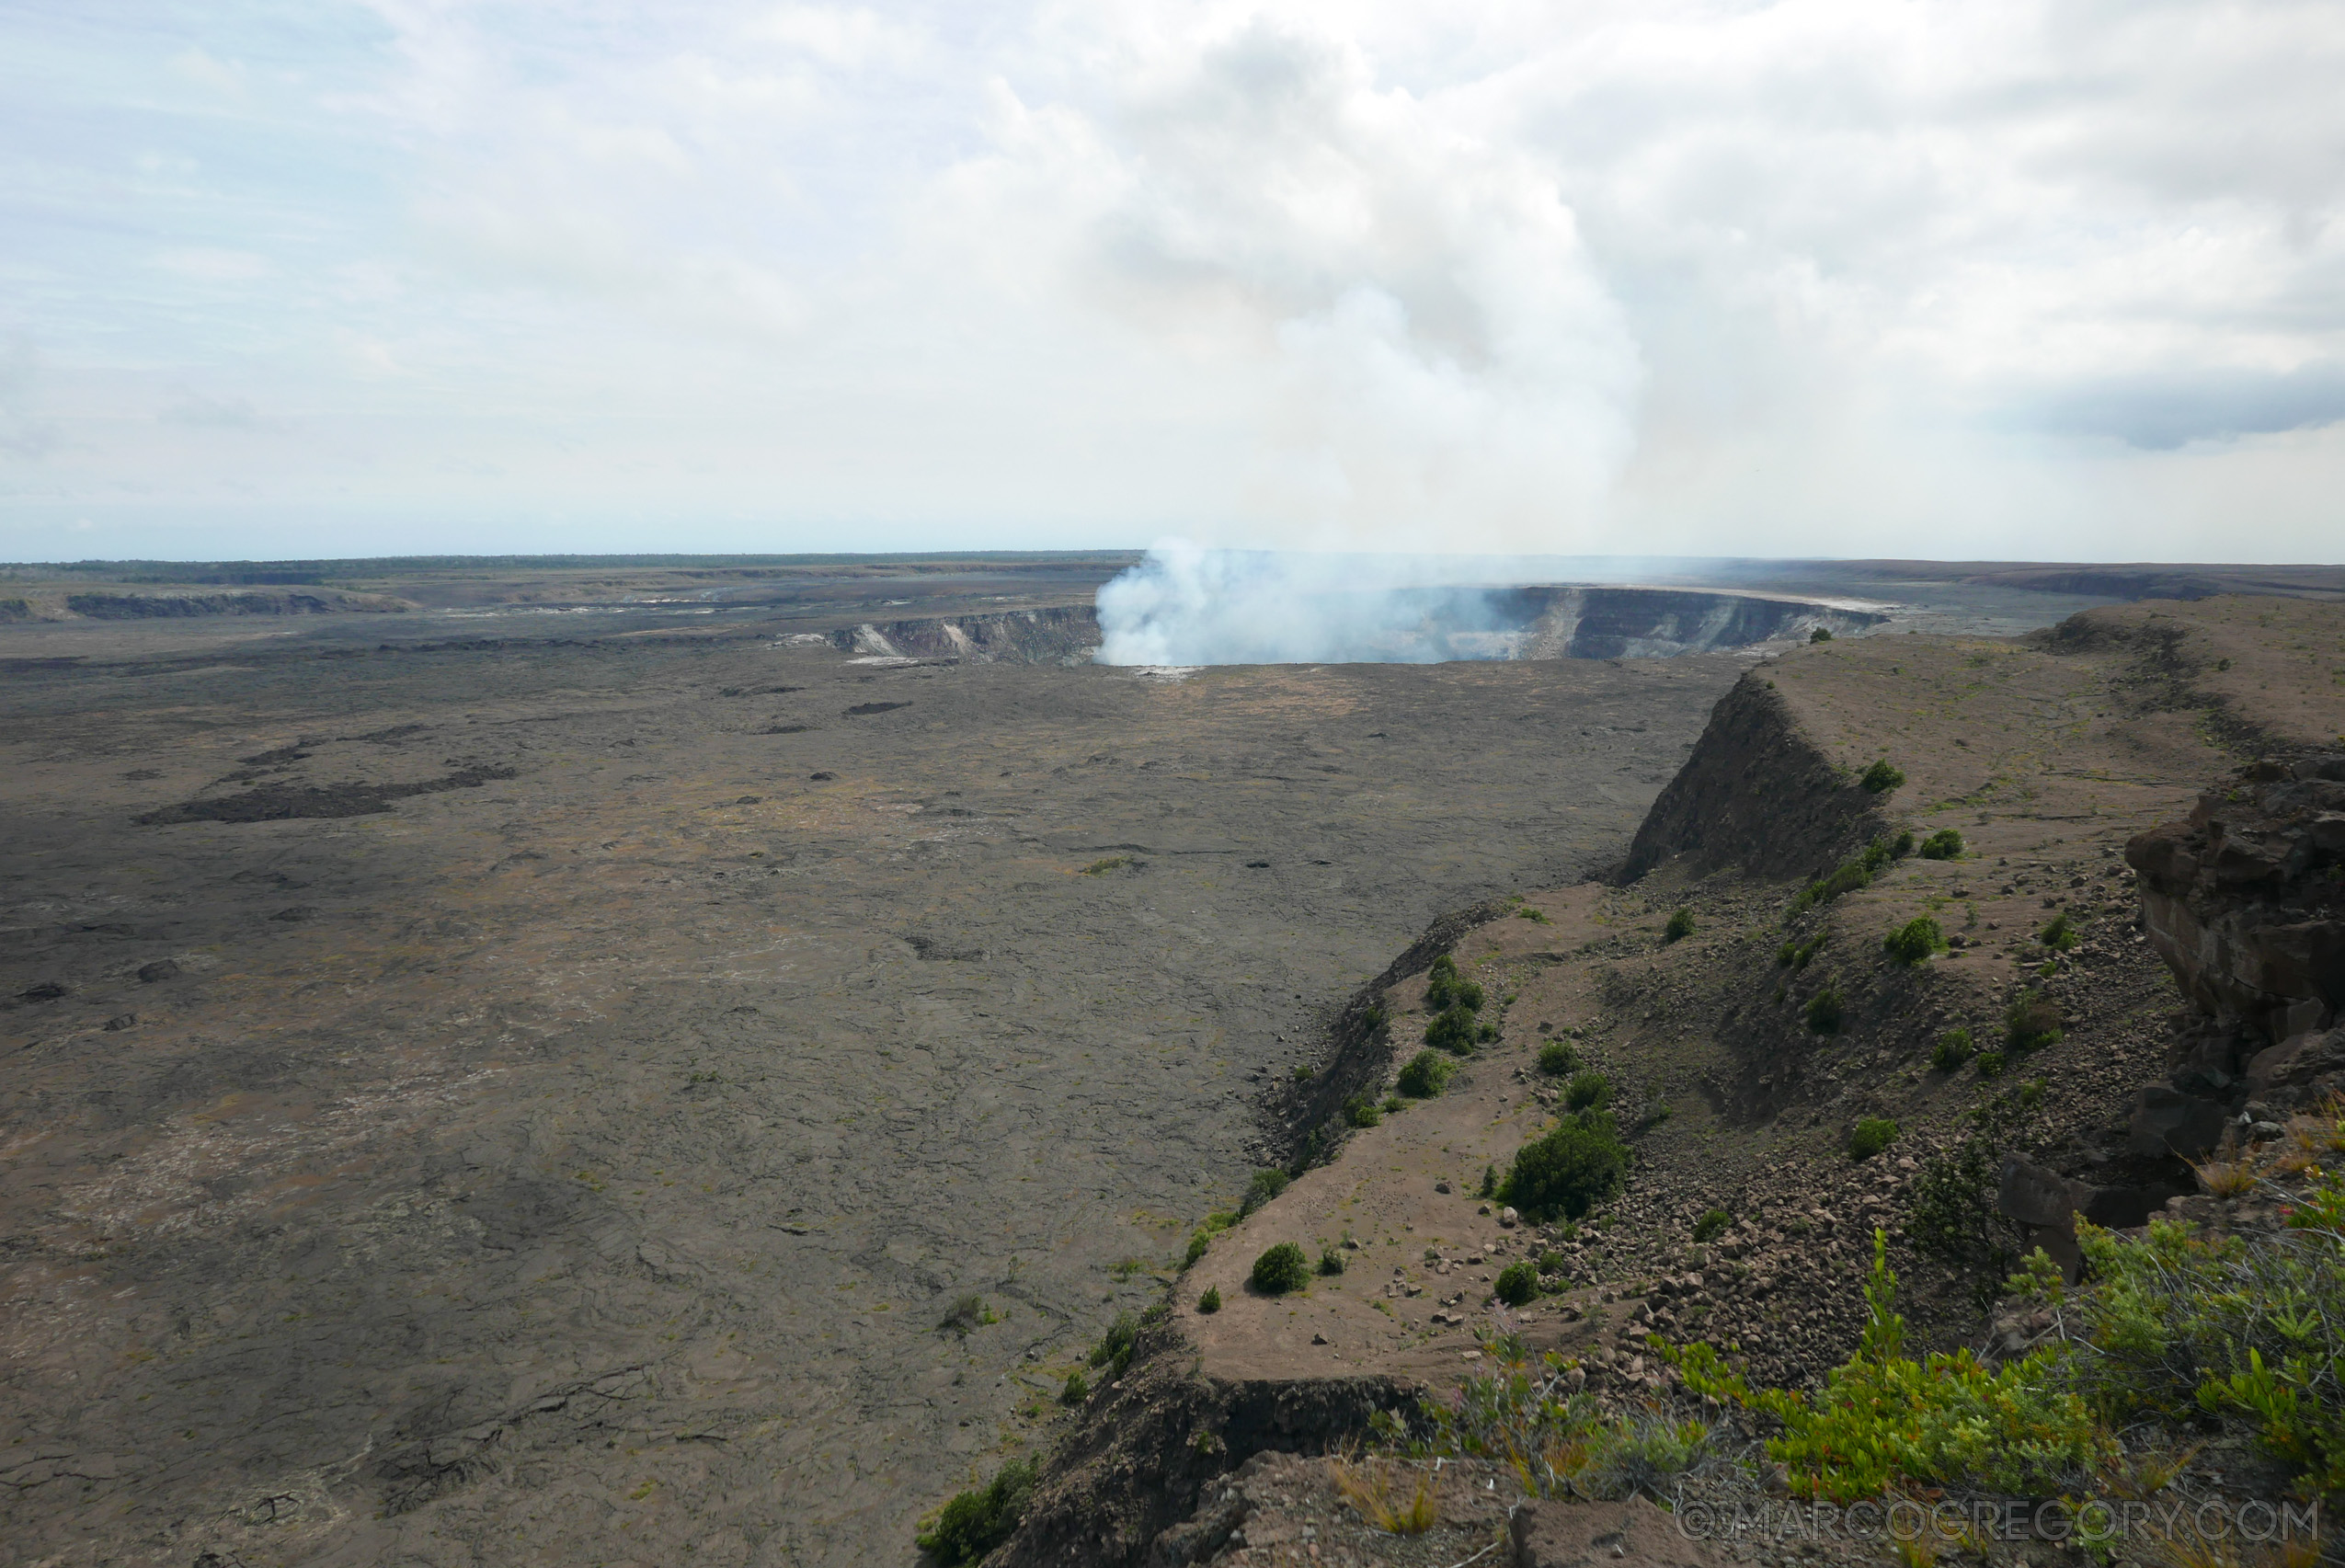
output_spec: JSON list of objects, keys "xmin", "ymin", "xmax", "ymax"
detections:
[{"xmin": 1093, "ymin": 542, "xmax": 1547, "ymax": 666}]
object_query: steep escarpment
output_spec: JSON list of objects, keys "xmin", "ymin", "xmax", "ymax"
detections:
[
  {"xmin": 1618, "ymin": 672, "xmax": 1888, "ymax": 882},
  {"xmin": 2124, "ymin": 754, "xmax": 2345, "ymax": 1150},
  {"xmin": 832, "ymin": 604, "xmax": 1103, "ymax": 663}
]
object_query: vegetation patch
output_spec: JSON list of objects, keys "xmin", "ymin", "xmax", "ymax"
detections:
[
  {"xmin": 1397, "ymin": 1050, "xmax": 1454, "ymax": 1098},
  {"xmin": 1882, "ymin": 915, "xmax": 1945, "ymax": 966},
  {"xmin": 1691, "ymin": 1208, "xmax": 1733, "ymax": 1243},
  {"xmin": 916, "ymin": 1458, "xmax": 1036, "ymax": 1565},
  {"xmin": 1847, "ymin": 1116, "xmax": 1899, "ymax": 1161},
  {"xmin": 2004, "ymin": 988, "xmax": 2064, "ymax": 1051},
  {"xmin": 1563, "ymin": 1070, "xmax": 1611, "ymax": 1112},
  {"xmin": 1804, "ymin": 984, "xmax": 1844, "ymax": 1034},
  {"xmin": 1917, "ymin": 828, "xmax": 1964, "ymax": 860},
  {"xmin": 1535, "ymin": 1037, "xmax": 1579, "ymax": 1076},
  {"xmin": 1930, "ymin": 1026, "xmax": 1973, "ymax": 1071},
  {"xmin": 1493, "ymin": 1260, "xmax": 1540, "ymax": 1306},
  {"xmin": 1250, "ymin": 1242, "xmax": 1311, "ymax": 1296},
  {"xmin": 1859, "ymin": 759, "xmax": 1905, "ymax": 794},
  {"xmin": 1664, "ymin": 908, "xmax": 1695, "ymax": 943},
  {"xmin": 1499, "ymin": 1110, "xmax": 1629, "ymax": 1222}
]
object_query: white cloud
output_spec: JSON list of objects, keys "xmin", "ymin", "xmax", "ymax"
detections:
[{"xmin": 2, "ymin": 0, "xmax": 2341, "ymax": 559}]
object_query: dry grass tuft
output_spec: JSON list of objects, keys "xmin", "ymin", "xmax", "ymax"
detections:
[
  {"xmin": 2192, "ymin": 1133, "xmax": 2259, "ymax": 1198},
  {"xmin": 1328, "ymin": 1455, "xmax": 1438, "ymax": 1536}
]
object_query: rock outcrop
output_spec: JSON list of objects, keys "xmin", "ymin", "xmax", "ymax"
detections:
[{"xmin": 2124, "ymin": 752, "xmax": 2345, "ymax": 1130}]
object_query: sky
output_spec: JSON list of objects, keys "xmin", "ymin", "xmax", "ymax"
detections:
[{"xmin": 2, "ymin": 0, "xmax": 2341, "ymax": 565}]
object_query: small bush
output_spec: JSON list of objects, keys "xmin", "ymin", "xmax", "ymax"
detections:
[
  {"xmin": 1669, "ymin": 1233, "xmax": 2115, "ymax": 1503},
  {"xmin": 1778, "ymin": 931, "xmax": 1825, "ymax": 969},
  {"xmin": 1859, "ymin": 760, "xmax": 1905, "ymax": 794},
  {"xmin": 1810, "ymin": 625, "xmax": 1834, "ymax": 643},
  {"xmin": 1318, "ymin": 1245, "xmax": 1346, "ymax": 1276},
  {"xmin": 2038, "ymin": 911, "xmax": 2079, "ymax": 952},
  {"xmin": 1424, "ymin": 1004, "xmax": 1481, "ymax": 1054},
  {"xmin": 1975, "ymin": 1049, "xmax": 2007, "ymax": 1078},
  {"xmin": 1424, "ymin": 955, "xmax": 1483, "ymax": 1013},
  {"xmin": 1805, "ymin": 985, "xmax": 1844, "ymax": 1034},
  {"xmin": 1848, "ymin": 1117, "xmax": 1899, "ymax": 1161},
  {"xmin": 1790, "ymin": 836, "xmax": 1902, "ymax": 913},
  {"xmin": 1564, "ymin": 1070, "xmax": 1611, "ymax": 1111},
  {"xmin": 1251, "ymin": 1242, "xmax": 1310, "ymax": 1295},
  {"xmin": 1664, "ymin": 908, "xmax": 1695, "ymax": 943},
  {"xmin": 2004, "ymin": 989, "xmax": 2063, "ymax": 1052},
  {"xmin": 917, "ymin": 1458, "xmax": 1036, "ymax": 1565},
  {"xmin": 1196, "ymin": 1286, "xmax": 1220, "ymax": 1314},
  {"xmin": 1089, "ymin": 1310, "xmax": 1139, "ymax": 1373},
  {"xmin": 1918, "ymin": 828, "xmax": 1964, "ymax": 860},
  {"xmin": 1239, "ymin": 1169, "xmax": 1290, "ymax": 1216},
  {"xmin": 1882, "ymin": 916, "xmax": 1944, "ymax": 966},
  {"xmin": 1538, "ymin": 1249, "xmax": 1567, "ymax": 1273},
  {"xmin": 1292, "ymin": 1064, "xmax": 1313, "ymax": 1082},
  {"xmin": 1930, "ymin": 1027, "xmax": 1973, "ymax": 1071},
  {"xmin": 1397, "ymin": 1050, "xmax": 1453, "ymax": 1098},
  {"xmin": 1890, "ymin": 830, "xmax": 1914, "ymax": 857},
  {"xmin": 1060, "ymin": 1368, "xmax": 1089, "ymax": 1403},
  {"xmin": 1184, "ymin": 1211, "xmax": 1234, "ymax": 1268},
  {"xmin": 1344, "ymin": 1095, "xmax": 1382, "ymax": 1128},
  {"xmin": 1494, "ymin": 1260, "xmax": 1540, "ymax": 1306},
  {"xmin": 1535, "ymin": 1038, "xmax": 1578, "ymax": 1076},
  {"xmin": 1692, "ymin": 1208, "xmax": 1732, "ymax": 1243},
  {"xmin": 1500, "ymin": 1111, "xmax": 1630, "ymax": 1222},
  {"xmin": 937, "ymin": 1293, "xmax": 995, "ymax": 1336},
  {"xmin": 1479, "ymin": 1162, "xmax": 1499, "ymax": 1198}
]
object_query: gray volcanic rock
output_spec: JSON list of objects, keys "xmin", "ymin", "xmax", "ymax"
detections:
[{"xmin": 2126, "ymin": 752, "xmax": 2345, "ymax": 1107}]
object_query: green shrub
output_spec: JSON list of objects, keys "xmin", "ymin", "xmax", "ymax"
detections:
[
  {"xmin": 1088, "ymin": 1310, "xmax": 1139, "ymax": 1373},
  {"xmin": 1344, "ymin": 1095, "xmax": 1382, "ymax": 1127},
  {"xmin": 1480, "ymin": 1162, "xmax": 1499, "ymax": 1198},
  {"xmin": 1250, "ymin": 1242, "xmax": 1310, "ymax": 1295},
  {"xmin": 1847, "ymin": 1117, "xmax": 1899, "ymax": 1161},
  {"xmin": 1424, "ymin": 1004, "xmax": 1481, "ymax": 1054},
  {"xmin": 1424, "ymin": 955, "xmax": 1483, "ymax": 1013},
  {"xmin": 1494, "ymin": 1260, "xmax": 1540, "ymax": 1306},
  {"xmin": 1777, "ymin": 931, "xmax": 1825, "ymax": 969},
  {"xmin": 1196, "ymin": 1286, "xmax": 1220, "ymax": 1314},
  {"xmin": 1239, "ymin": 1169, "xmax": 1290, "ymax": 1216},
  {"xmin": 1184, "ymin": 1211, "xmax": 1234, "ymax": 1268},
  {"xmin": 1930, "ymin": 1027, "xmax": 1973, "ymax": 1070},
  {"xmin": 1535, "ymin": 1038, "xmax": 1578, "ymax": 1076},
  {"xmin": 1669, "ymin": 1232, "xmax": 2115, "ymax": 1502},
  {"xmin": 1859, "ymin": 760, "xmax": 1905, "ymax": 794},
  {"xmin": 1060, "ymin": 1369, "xmax": 1089, "ymax": 1403},
  {"xmin": 1810, "ymin": 625, "xmax": 1834, "ymax": 643},
  {"xmin": 1804, "ymin": 985, "xmax": 1844, "ymax": 1034},
  {"xmin": 1790, "ymin": 837, "xmax": 1902, "ymax": 914},
  {"xmin": 1292, "ymin": 1064, "xmax": 1313, "ymax": 1082},
  {"xmin": 1890, "ymin": 830, "xmax": 1915, "ymax": 857},
  {"xmin": 917, "ymin": 1458, "xmax": 1037, "ymax": 1564},
  {"xmin": 1500, "ymin": 1111, "xmax": 1629, "ymax": 1222},
  {"xmin": 1538, "ymin": 1249, "xmax": 1567, "ymax": 1274},
  {"xmin": 2038, "ymin": 911, "xmax": 2079, "ymax": 951},
  {"xmin": 1918, "ymin": 828, "xmax": 1964, "ymax": 860},
  {"xmin": 1563, "ymin": 1070, "xmax": 1611, "ymax": 1111},
  {"xmin": 1882, "ymin": 916, "xmax": 1944, "ymax": 966},
  {"xmin": 2004, "ymin": 989, "xmax": 2063, "ymax": 1051},
  {"xmin": 1975, "ymin": 1049, "xmax": 2007, "ymax": 1077},
  {"xmin": 1476, "ymin": 1020, "xmax": 1499, "ymax": 1045},
  {"xmin": 1905, "ymin": 1093, "xmax": 2026, "ymax": 1305},
  {"xmin": 1691, "ymin": 1208, "xmax": 1732, "ymax": 1243},
  {"xmin": 1397, "ymin": 1050, "xmax": 1453, "ymax": 1098},
  {"xmin": 1663, "ymin": 908, "xmax": 1695, "ymax": 943},
  {"xmin": 2048, "ymin": 1167, "xmax": 2345, "ymax": 1495},
  {"xmin": 1317, "ymin": 1244, "xmax": 1346, "ymax": 1276}
]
